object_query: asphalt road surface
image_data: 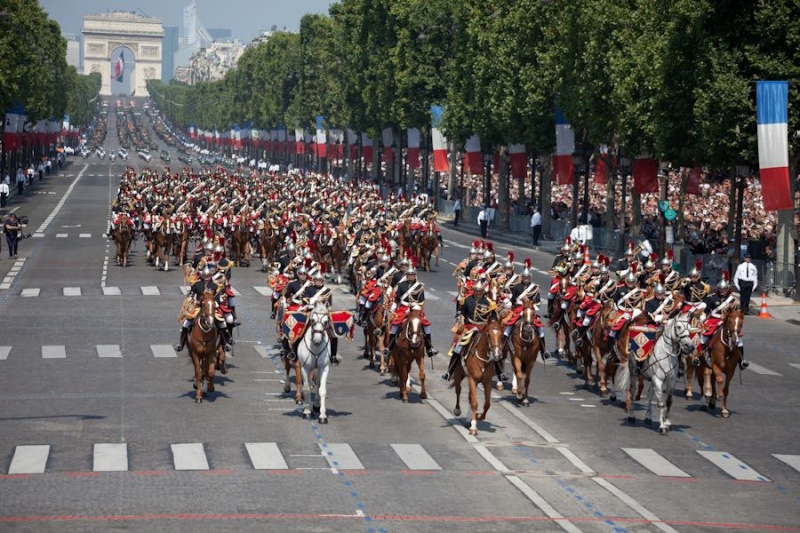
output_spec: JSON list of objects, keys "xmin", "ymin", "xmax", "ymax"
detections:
[{"xmin": 0, "ymin": 108, "xmax": 798, "ymax": 533}]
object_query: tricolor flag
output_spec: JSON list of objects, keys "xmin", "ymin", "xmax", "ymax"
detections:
[
  {"xmin": 382, "ymin": 127, "xmax": 394, "ymax": 165},
  {"xmin": 431, "ymin": 105, "xmax": 448, "ymax": 172},
  {"xmin": 509, "ymin": 144, "xmax": 526, "ymax": 180},
  {"xmin": 465, "ymin": 135, "xmax": 482, "ymax": 175},
  {"xmin": 757, "ymin": 81, "xmax": 792, "ymax": 211},
  {"xmin": 295, "ymin": 128, "xmax": 305, "ymax": 154},
  {"xmin": 315, "ymin": 116, "xmax": 327, "ymax": 159},
  {"xmin": 361, "ymin": 132, "xmax": 373, "ymax": 161},
  {"xmin": 407, "ymin": 128, "xmax": 420, "ymax": 169},
  {"xmin": 594, "ymin": 144, "xmax": 609, "ymax": 185},
  {"xmin": 552, "ymin": 107, "xmax": 574, "ymax": 185},
  {"xmin": 347, "ymin": 128, "xmax": 358, "ymax": 160},
  {"xmin": 113, "ymin": 52, "xmax": 125, "ymax": 82}
]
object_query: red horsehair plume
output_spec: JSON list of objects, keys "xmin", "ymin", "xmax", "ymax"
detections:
[
  {"xmin": 307, "ymin": 239, "xmax": 315, "ymax": 254},
  {"xmin": 665, "ymin": 249, "xmax": 674, "ymax": 261},
  {"xmin": 304, "ymin": 257, "xmax": 313, "ymax": 268},
  {"xmin": 603, "ymin": 256, "xmax": 611, "ymax": 267},
  {"xmin": 659, "ymin": 272, "xmax": 666, "ymax": 284},
  {"xmin": 565, "ymin": 236, "xmax": 572, "ymax": 245},
  {"xmin": 290, "ymin": 230, "xmax": 297, "ymax": 244},
  {"xmin": 320, "ymin": 263, "xmax": 327, "ymax": 274},
  {"xmin": 507, "ymin": 251, "xmax": 514, "ymax": 263},
  {"xmin": 524, "ymin": 258, "xmax": 531, "ymax": 269},
  {"xmin": 695, "ymin": 259, "xmax": 703, "ymax": 271},
  {"xmin": 486, "ymin": 242, "xmax": 494, "ymax": 252},
  {"xmin": 406, "ymin": 247, "xmax": 414, "ymax": 260},
  {"xmin": 650, "ymin": 252, "xmax": 658, "ymax": 263},
  {"xmin": 722, "ymin": 270, "xmax": 730, "ymax": 281},
  {"xmin": 630, "ymin": 262, "xmax": 638, "ymax": 274},
  {"xmin": 412, "ymin": 257, "xmax": 418, "ymax": 268}
]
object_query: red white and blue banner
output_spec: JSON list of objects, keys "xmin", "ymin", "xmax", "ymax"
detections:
[
  {"xmin": 509, "ymin": 144, "xmax": 526, "ymax": 180},
  {"xmin": 113, "ymin": 51, "xmax": 125, "ymax": 82},
  {"xmin": 465, "ymin": 134, "xmax": 482, "ymax": 175},
  {"xmin": 382, "ymin": 127, "xmax": 394, "ymax": 165},
  {"xmin": 315, "ymin": 116, "xmax": 327, "ymax": 159},
  {"xmin": 552, "ymin": 107, "xmax": 574, "ymax": 185},
  {"xmin": 431, "ymin": 105, "xmax": 448, "ymax": 172},
  {"xmin": 361, "ymin": 132, "xmax": 373, "ymax": 161},
  {"xmin": 757, "ymin": 81, "xmax": 792, "ymax": 211},
  {"xmin": 407, "ymin": 128, "xmax": 420, "ymax": 169}
]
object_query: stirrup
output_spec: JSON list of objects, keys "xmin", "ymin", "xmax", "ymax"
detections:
[
  {"xmin": 174, "ymin": 344, "xmax": 184, "ymax": 352},
  {"xmin": 331, "ymin": 354, "xmax": 341, "ymax": 365},
  {"xmin": 224, "ymin": 343, "xmax": 232, "ymax": 353},
  {"xmin": 739, "ymin": 359, "xmax": 749, "ymax": 370},
  {"xmin": 441, "ymin": 372, "xmax": 451, "ymax": 381}
]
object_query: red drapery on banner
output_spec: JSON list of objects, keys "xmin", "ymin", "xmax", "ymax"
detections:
[
  {"xmin": 594, "ymin": 156, "xmax": 608, "ymax": 185},
  {"xmin": 407, "ymin": 128, "xmax": 420, "ymax": 169},
  {"xmin": 509, "ymin": 144, "xmax": 526, "ymax": 180},
  {"xmin": 361, "ymin": 133, "xmax": 373, "ymax": 162},
  {"xmin": 466, "ymin": 135, "xmax": 482, "ymax": 175},
  {"xmin": 552, "ymin": 155, "xmax": 573, "ymax": 186},
  {"xmin": 633, "ymin": 158, "xmax": 659, "ymax": 193},
  {"xmin": 686, "ymin": 167, "xmax": 701, "ymax": 195}
]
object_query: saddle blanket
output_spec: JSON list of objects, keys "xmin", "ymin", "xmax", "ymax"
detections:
[
  {"xmin": 629, "ymin": 326, "xmax": 658, "ymax": 362},
  {"xmin": 282, "ymin": 312, "xmax": 308, "ymax": 343},
  {"xmin": 331, "ymin": 310, "xmax": 356, "ymax": 340}
]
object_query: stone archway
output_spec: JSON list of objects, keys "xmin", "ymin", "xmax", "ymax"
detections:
[{"xmin": 109, "ymin": 46, "xmax": 136, "ymax": 97}]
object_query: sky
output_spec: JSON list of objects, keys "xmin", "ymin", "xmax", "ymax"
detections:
[{"xmin": 40, "ymin": 0, "xmax": 334, "ymax": 41}]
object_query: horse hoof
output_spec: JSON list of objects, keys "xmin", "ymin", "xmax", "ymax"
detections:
[
  {"xmin": 627, "ymin": 416, "xmax": 635, "ymax": 425},
  {"xmin": 283, "ymin": 384, "xmax": 291, "ymax": 394},
  {"xmin": 402, "ymin": 397, "xmax": 408, "ymax": 403},
  {"xmin": 516, "ymin": 393, "xmax": 524, "ymax": 402},
  {"xmin": 511, "ymin": 388, "xmax": 518, "ymax": 395},
  {"xmin": 468, "ymin": 429, "xmax": 478, "ymax": 436},
  {"xmin": 496, "ymin": 382, "xmax": 504, "ymax": 391},
  {"xmin": 721, "ymin": 409, "xmax": 730, "ymax": 418},
  {"xmin": 454, "ymin": 408, "xmax": 461, "ymax": 417},
  {"xmin": 380, "ymin": 368, "xmax": 386, "ymax": 376},
  {"xmin": 369, "ymin": 361, "xmax": 375, "ymax": 369},
  {"xmin": 477, "ymin": 413, "xmax": 486, "ymax": 421},
  {"xmin": 522, "ymin": 399, "xmax": 530, "ymax": 407},
  {"xmin": 207, "ymin": 384, "xmax": 215, "ymax": 393},
  {"xmin": 419, "ymin": 391, "xmax": 427, "ymax": 400},
  {"xmin": 610, "ymin": 393, "xmax": 617, "ymax": 402},
  {"xmin": 296, "ymin": 399, "xmax": 303, "ymax": 405},
  {"xmin": 319, "ymin": 417, "xmax": 328, "ymax": 424},
  {"xmin": 196, "ymin": 397, "xmax": 202, "ymax": 404},
  {"xmin": 302, "ymin": 413, "xmax": 310, "ymax": 419},
  {"xmin": 644, "ymin": 418, "xmax": 652, "ymax": 426}
]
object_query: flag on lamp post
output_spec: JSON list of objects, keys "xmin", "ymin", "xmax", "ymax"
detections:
[
  {"xmin": 465, "ymin": 135, "xmax": 482, "ymax": 175},
  {"xmin": 509, "ymin": 144, "xmax": 526, "ymax": 180},
  {"xmin": 407, "ymin": 128, "xmax": 420, "ymax": 169},
  {"xmin": 315, "ymin": 116, "xmax": 327, "ymax": 159},
  {"xmin": 361, "ymin": 132, "xmax": 373, "ymax": 162},
  {"xmin": 431, "ymin": 105, "xmax": 448, "ymax": 172},
  {"xmin": 552, "ymin": 108, "xmax": 575, "ymax": 185},
  {"xmin": 382, "ymin": 127, "xmax": 394, "ymax": 165},
  {"xmin": 756, "ymin": 81, "xmax": 792, "ymax": 211},
  {"xmin": 347, "ymin": 128, "xmax": 358, "ymax": 160}
]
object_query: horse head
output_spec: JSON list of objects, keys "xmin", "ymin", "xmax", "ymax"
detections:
[
  {"xmin": 483, "ymin": 311, "xmax": 505, "ymax": 361},
  {"xmin": 198, "ymin": 290, "xmax": 217, "ymax": 332},
  {"xmin": 403, "ymin": 305, "xmax": 425, "ymax": 350},
  {"xmin": 518, "ymin": 300, "xmax": 537, "ymax": 343},
  {"xmin": 309, "ymin": 302, "xmax": 330, "ymax": 345},
  {"xmin": 723, "ymin": 307, "xmax": 744, "ymax": 348},
  {"xmin": 670, "ymin": 313, "xmax": 696, "ymax": 355}
]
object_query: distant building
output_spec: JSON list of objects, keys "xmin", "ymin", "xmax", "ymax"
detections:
[
  {"xmin": 188, "ymin": 40, "xmax": 244, "ymax": 84},
  {"xmin": 65, "ymin": 35, "xmax": 81, "ymax": 70},
  {"xmin": 162, "ymin": 25, "xmax": 179, "ymax": 82},
  {"xmin": 174, "ymin": 0, "xmax": 212, "ymax": 70},
  {"xmin": 207, "ymin": 28, "xmax": 232, "ymax": 41}
]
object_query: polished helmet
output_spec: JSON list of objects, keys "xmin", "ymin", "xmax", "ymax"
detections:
[
  {"xmin": 297, "ymin": 266, "xmax": 308, "ymax": 277},
  {"xmin": 690, "ymin": 260, "xmax": 702, "ymax": 278},
  {"xmin": 200, "ymin": 266, "xmax": 214, "ymax": 280},
  {"xmin": 204, "ymin": 241, "xmax": 214, "ymax": 254},
  {"xmin": 313, "ymin": 270, "xmax": 324, "ymax": 282},
  {"xmin": 405, "ymin": 265, "xmax": 417, "ymax": 276},
  {"xmin": 718, "ymin": 271, "xmax": 730, "ymax": 292},
  {"xmin": 380, "ymin": 254, "xmax": 391, "ymax": 264},
  {"xmin": 654, "ymin": 283, "xmax": 666, "ymax": 296},
  {"xmin": 214, "ymin": 244, "xmax": 225, "ymax": 257},
  {"xmin": 287, "ymin": 242, "xmax": 296, "ymax": 253},
  {"xmin": 625, "ymin": 271, "xmax": 637, "ymax": 286},
  {"xmin": 473, "ymin": 281, "xmax": 485, "ymax": 293}
]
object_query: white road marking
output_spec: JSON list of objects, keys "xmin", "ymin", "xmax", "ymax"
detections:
[
  {"xmin": 0, "ymin": 283, "xmax": 10, "ymax": 290},
  {"xmin": 254, "ymin": 286, "xmax": 273, "ymax": 296},
  {"xmin": 593, "ymin": 477, "xmax": 680, "ymax": 533},
  {"xmin": 447, "ymin": 291, "xmax": 459, "ymax": 297},
  {"xmin": 745, "ymin": 362, "xmax": 781, "ymax": 376},
  {"xmin": 232, "ymin": 287, "xmax": 242, "ymax": 296},
  {"xmin": 42, "ymin": 345, "xmax": 66, "ymax": 359},
  {"xmin": 555, "ymin": 447, "xmax": 595, "ymax": 475},
  {"xmin": 21, "ymin": 288, "xmax": 40, "ymax": 297},
  {"xmin": 32, "ymin": 233, "xmax": 45, "ymax": 238},
  {"xmin": 79, "ymin": 233, "xmax": 91, "ymax": 238},
  {"xmin": 246, "ymin": 443, "xmax": 289, "ymax": 470},
  {"xmin": 773, "ymin": 454, "xmax": 800, "ymax": 473},
  {"xmin": 97, "ymin": 345, "xmax": 122, "ymax": 358},
  {"xmin": 390, "ymin": 444, "xmax": 441, "ymax": 471},
  {"xmin": 506, "ymin": 476, "xmax": 583, "ymax": 533},
  {"xmin": 789, "ymin": 363, "xmax": 800, "ymax": 371},
  {"xmin": 623, "ymin": 448, "xmax": 691, "ymax": 477},
  {"xmin": 171, "ymin": 443, "xmax": 209, "ymax": 471},
  {"xmin": 443, "ymin": 239, "xmax": 470, "ymax": 250},
  {"xmin": 8, "ymin": 445, "xmax": 50, "ymax": 474},
  {"xmin": 93, "ymin": 443, "xmax": 128, "ymax": 472},
  {"xmin": 254, "ymin": 346, "xmax": 277, "ymax": 358},
  {"xmin": 0, "ymin": 346, "xmax": 11, "ymax": 360},
  {"xmin": 141, "ymin": 286, "xmax": 161, "ymax": 296},
  {"xmin": 56, "ymin": 233, "xmax": 68, "ymax": 238},
  {"xmin": 474, "ymin": 445, "xmax": 511, "ymax": 473},
  {"xmin": 150, "ymin": 345, "xmax": 177, "ymax": 358},
  {"xmin": 697, "ymin": 451, "xmax": 770, "ymax": 481},
  {"xmin": 179, "ymin": 286, "xmax": 190, "ymax": 295},
  {"xmin": 102, "ymin": 286, "xmax": 121, "ymax": 296},
  {"xmin": 35, "ymin": 164, "xmax": 88, "ymax": 234},
  {"xmin": 320, "ymin": 443, "xmax": 364, "ymax": 470},
  {"xmin": 63, "ymin": 287, "xmax": 81, "ymax": 296}
]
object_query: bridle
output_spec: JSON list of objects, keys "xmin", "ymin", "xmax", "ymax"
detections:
[
  {"xmin": 197, "ymin": 291, "xmax": 216, "ymax": 334},
  {"xmin": 302, "ymin": 309, "xmax": 330, "ymax": 360},
  {"xmin": 517, "ymin": 304, "xmax": 537, "ymax": 345},
  {"xmin": 402, "ymin": 313, "xmax": 423, "ymax": 349}
]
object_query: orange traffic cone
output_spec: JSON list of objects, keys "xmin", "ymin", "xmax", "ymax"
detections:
[
  {"xmin": 584, "ymin": 246, "xmax": 590, "ymax": 265},
  {"xmin": 758, "ymin": 291, "xmax": 772, "ymax": 319}
]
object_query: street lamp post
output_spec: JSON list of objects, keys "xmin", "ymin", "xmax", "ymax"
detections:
[
  {"xmin": 483, "ymin": 152, "xmax": 492, "ymax": 209},
  {"xmin": 733, "ymin": 164, "xmax": 749, "ymax": 264},
  {"xmin": 570, "ymin": 151, "xmax": 582, "ymax": 228},
  {"xmin": 619, "ymin": 157, "xmax": 631, "ymax": 254},
  {"xmin": 658, "ymin": 164, "xmax": 670, "ymax": 257}
]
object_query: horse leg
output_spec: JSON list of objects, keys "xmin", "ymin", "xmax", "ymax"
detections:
[
  {"xmin": 644, "ymin": 379, "xmax": 656, "ymax": 427},
  {"xmin": 206, "ymin": 356, "xmax": 216, "ymax": 393},
  {"xmin": 626, "ymin": 360, "xmax": 637, "ymax": 424},
  {"xmin": 217, "ymin": 346, "xmax": 227, "ymax": 375},
  {"xmin": 663, "ymin": 392, "xmax": 674, "ymax": 431},
  {"xmin": 417, "ymin": 354, "xmax": 427, "ymax": 400},
  {"xmin": 318, "ymin": 365, "xmax": 329, "ymax": 424},
  {"xmin": 595, "ymin": 344, "xmax": 607, "ymax": 396},
  {"xmin": 720, "ymin": 368, "xmax": 732, "ymax": 418},
  {"xmin": 453, "ymin": 371, "xmax": 462, "ymax": 417},
  {"xmin": 191, "ymin": 355, "xmax": 203, "ymax": 403},
  {"xmin": 512, "ymin": 351, "xmax": 523, "ymax": 398},
  {"xmin": 467, "ymin": 377, "xmax": 479, "ymax": 435},
  {"xmin": 301, "ymin": 366, "xmax": 312, "ymax": 419},
  {"xmin": 522, "ymin": 359, "xmax": 533, "ymax": 407},
  {"xmin": 399, "ymin": 357, "xmax": 410, "ymax": 403},
  {"xmin": 477, "ymin": 373, "xmax": 492, "ymax": 422},
  {"xmin": 293, "ymin": 359, "xmax": 303, "ymax": 404},
  {"xmin": 684, "ymin": 356, "xmax": 695, "ymax": 399},
  {"xmin": 282, "ymin": 356, "xmax": 291, "ymax": 394},
  {"xmin": 703, "ymin": 366, "xmax": 713, "ymax": 399}
]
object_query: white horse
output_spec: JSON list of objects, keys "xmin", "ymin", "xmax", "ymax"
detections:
[
  {"xmin": 296, "ymin": 302, "xmax": 332, "ymax": 424},
  {"xmin": 626, "ymin": 311, "xmax": 695, "ymax": 434}
]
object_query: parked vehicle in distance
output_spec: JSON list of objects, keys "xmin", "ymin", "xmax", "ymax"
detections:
[
  {"xmin": 96, "ymin": 147, "xmax": 106, "ymax": 159},
  {"xmin": 117, "ymin": 148, "xmax": 128, "ymax": 160},
  {"xmin": 178, "ymin": 152, "xmax": 192, "ymax": 164},
  {"xmin": 138, "ymin": 150, "xmax": 152, "ymax": 162},
  {"xmin": 160, "ymin": 151, "xmax": 171, "ymax": 163}
]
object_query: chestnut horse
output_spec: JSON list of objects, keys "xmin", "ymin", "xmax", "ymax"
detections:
[
  {"xmin": 694, "ymin": 308, "xmax": 744, "ymax": 418},
  {"xmin": 114, "ymin": 213, "xmax": 133, "ymax": 267},
  {"xmin": 363, "ymin": 294, "xmax": 390, "ymax": 375},
  {"xmin": 187, "ymin": 290, "xmax": 221, "ymax": 403},
  {"xmin": 550, "ymin": 278, "xmax": 579, "ymax": 364},
  {"xmin": 390, "ymin": 306, "xmax": 428, "ymax": 402},
  {"xmin": 506, "ymin": 300, "xmax": 543, "ymax": 406},
  {"xmin": 452, "ymin": 311, "xmax": 505, "ymax": 435},
  {"xmin": 418, "ymin": 220, "xmax": 439, "ymax": 271}
]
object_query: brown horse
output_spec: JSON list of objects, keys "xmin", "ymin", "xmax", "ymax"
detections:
[
  {"xmin": 231, "ymin": 218, "xmax": 250, "ymax": 267},
  {"xmin": 363, "ymin": 294, "xmax": 390, "ymax": 375},
  {"xmin": 418, "ymin": 220, "xmax": 440, "ymax": 271},
  {"xmin": 452, "ymin": 311, "xmax": 505, "ymax": 435},
  {"xmin": 330, "ymin": 231, "xmax": 346, "ymax": 283},
  {"xmin": 114, "ymin": 213, "xmax": 133, "ymax": 267},
  {"xmin": 187, "ymin": 290, "xmax": 221, "ymax": 403},
  {"xmin": 173, "ymin": 217, "xmax": 191, "ymax": 266},
  {"xmin": 550, "ymin": 279, "xmax": 579, "ymax": 364},
  {"xmin": 604, "ymin": 314, "xmax": 646, "ymax": 406},
  {"xmin": 257, "ymin": 220, "xmax": 279, "ymax": 271},
  {"xmin": 506, "ymin": 300, "xmax": 543, "ymax": 406},
  {"xmin": 391, "ymin": 306, "xmax": 428, "ymax": 402},
  {"xmin": 695, "ymin": 308, "xmax": 744, "ymax": 418},
  {"xmin": 151, "ymin": 216, "xmax": 170, "ymax": 271}
]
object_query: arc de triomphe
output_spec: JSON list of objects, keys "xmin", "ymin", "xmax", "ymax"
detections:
[{"xmin": 82, "ymin": 12, "xmax": 163, "ymax": 97}]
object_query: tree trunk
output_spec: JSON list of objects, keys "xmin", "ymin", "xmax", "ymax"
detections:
[
  {"xmin": 541, "ymin": 159, "xmax": 553, "ymax": 240},
  {"xmin": 499, "ymin": 147, "xmax": 510, "ymax": 231}
]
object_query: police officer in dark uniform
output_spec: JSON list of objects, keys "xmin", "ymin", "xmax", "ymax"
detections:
[{"xmin": 441, "ymin": 281, "xmax": 491, "ymax": 381}]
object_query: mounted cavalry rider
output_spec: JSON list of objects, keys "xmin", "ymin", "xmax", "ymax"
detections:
[
  {"xmin": 697, "ymin": 271, "xmax": 748, "ymax": 369},
  {"xmin": 442, "ymin": 280, "xmax": 493, "ymax": 381},
  {"xmin": 174, "ymin": 264, "xmax": 234, "ymax": 353},
  {"xmin": 681, "ymin": 260, "xmax": 710, "ymax": 303},
  {"xmin": 573, "ymin": 277, "xmax": 603, "ymax": 347},
  {"xmin": 552, "ymin": 238, "xmax": 573, "ymax": 268},
  {"xmin": 606, "ymin": 266, "xmax": 646, "ymax": 343},
  {"xmin": 385, "ymin": 264, "xmax": 437, "ymax": 358},
  {"xmin": 661, "ymin": 249, "xmax": 681, "ymax": 291},
  {"xmin": 545, "ymin": 261, "xmax": 569, "ymax": 318},
  {"xmin": 355, "ymin": 265, "xmax": 383, "ymax": 326},
  {"xmin": 502, "ymin": 259, "xmax": 547, "ymax": 356}
]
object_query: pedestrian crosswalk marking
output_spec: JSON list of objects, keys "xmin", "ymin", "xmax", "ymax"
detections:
[
  {"xmin": 150, "ymin": 345, "xmax": 177, "ymax": 358},
  {"xmin": 141, "ymin": 286, "xmax": 161, "ymax": 296},
  {"xmin": 746, "ymin": 363, "xmax": 781, "ymax": 376},
  {"xmin": 9, "ymin": 445, "xmax": 50, "ymax": 474},
  {"xmin": 320, "ymin": 443, "xmax": 364, "ymax": 470},
  {"xmin": 698, "ymin": 451, "xmax": 770, "ymax": 482},
  {"xmin": 97, "ymin": 345, "xmax": 122, "ymax": 358},
  {"xmin": 103, "ymin": 286, "xmax": 121, "ymax": 296},
  {"xmin": 93, "ymin": 443, "xmax": 128, "ymax": 472},
  {"xmin": 56, "ymin": 233, "xmax": 68, "ymax": 238},
  {"xmin": 42, "ymin": 345, "xmax": 66, "ymax": 359},
  {"xmin": 246, "ymin": 443, "xmax": 289, "ymax": 470},
  {"xmin": 21, "ymin": 288, "xmax": 40, "ymax": 297},
  {"xmin": 447, "ymin": 291, "xmax": 459, "ymax": 297},
  {"xmin": 179, "ymin": 286, "xmax": 190, "ymax": 295},
  {"xmin": 773, "ymin": 455, "xmax": 800, "ymax": 474},
  {"xmin": 789, "ymin": 363, "xmax": 800, "ymax": 371},
  {"xmin": 171, "ymin": 443, "xmax": 209, "ymax": 471},
  {"xmin": 623, "ymin": 448, "xmax": 691, "ymax": 478},
  {"xmin": 0, "ymin": 347, "xmax": 10, "ymax": 360},
  {"xmin": 253, "ymin": 286, "xmax": 272, "ymax": 296},
  {"xmin": 426, "ymin": 294, "xmax": 440, "ymax": 301},
  {"xmin": 63, "ymin": 287, "xmax": 81, "ymax": 296},
  {"xmin": 79, "ymin": 233, "xmax": 92, "ymax": 238},
  {"xmin": 391, "ymin": 443, "xmax": 441, "ymax": 471},
  {"xmin": 254, "ymin": 346, "xmax": 276, "ymax": 358}
]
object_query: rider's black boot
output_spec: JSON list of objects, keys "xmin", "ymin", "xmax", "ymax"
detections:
[
  {"xmin": 633, "ymin": 359, "xmax": 645, "ymax": 376},
  {"xmin": 221, "ymin": 328, "xmax": 233, "ymax": 352},
  {"xmin": 738, "ymin": 346, "xmax": 749, "ymax": 370},
  {"xmin": 174, "ymin": 327, "xmax": 189, "ymax": 352},
  {"xmin": 330, "ymin": 337, "xmax": 341, "ymax": 365},
  {"xmin": 355, "ymin": 306, "xmax": 366, "ymax": 326},
  {"xmin": 424, "ymin": 334, "xmax": 438, "ymax": 357},
  {"xmin": 383, "ymin": 332, "xmax": 397, "ymax": 357},
  {"xmin": 539, "ymin": 336, "xmax": 549, "ymax": 359},
  {"xmin": 232, "ymin": 308, "xmax": 241, "ymax": 326},
  {"xmin": 441, "ymin": 352, "xmax": 459, "ymax": 381},
  {"xmin": 494, "ymin": 360, "xmax": 508, "ymax": 382},
  {"xmin": 545, "ymin": 300, "xmax": 554, "ymax": 319},
  {"xmin": 270, "ymin": 302, "xmax": 277, "ymax": 320}
]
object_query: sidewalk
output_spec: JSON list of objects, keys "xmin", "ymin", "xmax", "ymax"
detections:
[{"xmin": 438, "ymin": 213, "xmax": 800, "ymax": 327}]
